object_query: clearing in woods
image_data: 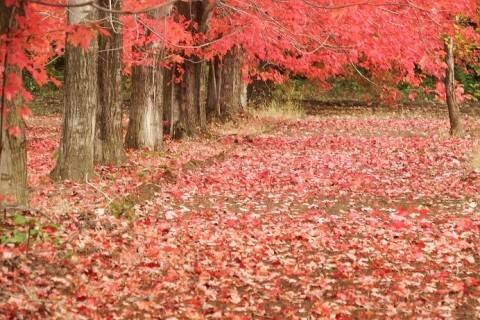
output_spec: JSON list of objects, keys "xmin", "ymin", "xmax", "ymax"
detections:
[{"xmin": 2, "ymin": 104, "xmax": 480, "ymax": 319}]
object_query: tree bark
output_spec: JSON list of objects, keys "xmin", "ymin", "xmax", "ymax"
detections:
[
  {"xmin": 0, "ymin": 1, "xmax": 28, "ymax": 205},
  {"xmin": 180, "ymin": 59, "xmax": 202, "ymax": 136},
  {"xmin": 444, "ymin": 37, "xmax": 464, "ymax": 137},
  {"xmin": 169, "ymin": 1, "xmax": 206, "ymax": 136},
  {"xmin": 206, "ymin": 47, "xmax": 244, "ymax": 119},
  {"xmin": 125, "ymin": 63, "xmax": 163, "ymax": 150},
  {"xmin": 206, "ymin": 56, "xmax": 222, "ymax": 118},
  {"xmin": 220, "ymin": 47, "xmax": 244, "ymax": 116},
  {"xmin": 51, "ymin": 1, "xmax": 98, "ymax": 182},
  {"xmin": 124, "ymin": 7, "xmax": 168, "ymax": 150},
  {"xmin": 162, "ymin": 64, "xmax": 181, "ymax": 135},
  {"xmin": 95, "ymin": 0, "xmax": 125, "ymax": 165}
]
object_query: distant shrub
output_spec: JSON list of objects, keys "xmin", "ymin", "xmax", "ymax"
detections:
[{"xmin": 250, "ymin": 100, "xmax": 306, "ymax": 119}]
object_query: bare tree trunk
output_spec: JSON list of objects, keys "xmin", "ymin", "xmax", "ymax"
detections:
[
  {"xmin": 125, "ymin": 63, "xmax": 163, "ymax": 150},
  {"xmin": 180, "ymin": 59, "xmax": 202, "ymax": 136},
  {"xmin": 445, "ymin": 37, "xmax": 464, "ymax": 137},
  {"xmin": 199, "ymin": 62, "xmax": 207, "ymax": 129},
  {"xmin": 125, "ymin": 6, "xmax": 172, "ymax": 149},
  {"xmin": 198, "ymin": 0, "xmax": 214, "ymax": 127},
  {"xmin": 220, "ymin": 47, "xmax": 244, "ymax": 116},
  {"xmin": 51, "ymin": 1, "xmax": 98, "ymax": 182},
  {"xmin": 162, "ymin": 65, "xmax": 180, "ymax": 134},
  {"xmin": 162, "ymin": 0, "xmax": 214, "ymax": 135},
  {"xmin": 95, "ymin": 0, "xmax": 125, "ymax": 165},
  {"xmin": 163, "ymin": 61, "xmax": 203, "ymax": 137},
  {"xmin": 206, "ymin": 56, "xmax": 222, "ymax": 119},
  {"xmin": 169, "ymin": 1, "xmax": 208, "ymax": 136},
  {"xmin": 206, "ymin": 47, "xmax": 244, "ymax": 119},
  {"xmin": 0, "ymin": 1, "xmax": 28, "ymax": 205}
]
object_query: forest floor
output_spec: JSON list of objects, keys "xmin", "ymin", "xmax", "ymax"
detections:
[{"xmin": 2, "ymin": 104, "xmax": 480, "ymax": 319}]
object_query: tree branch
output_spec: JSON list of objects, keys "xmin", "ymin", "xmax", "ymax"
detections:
[{"xmin": 27, "ymin": 0, "xmax": 177, "ymax": 15}]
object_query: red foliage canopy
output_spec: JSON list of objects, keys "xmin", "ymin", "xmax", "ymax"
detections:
[{"xmin": 1, "ymin": 0, "xmax": 479, "ymax": 103}]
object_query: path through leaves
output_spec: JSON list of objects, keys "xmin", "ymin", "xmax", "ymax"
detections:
[{"xmin": 2, "ymin": 112, "xmax": 480, "ymax": 319}]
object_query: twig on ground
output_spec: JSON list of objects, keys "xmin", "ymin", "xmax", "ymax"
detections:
[{"xmin": 86, "ymin": 181, "xmax": 114, "ymax": 204}]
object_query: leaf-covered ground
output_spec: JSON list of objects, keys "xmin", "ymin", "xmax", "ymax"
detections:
[{"xmin": 2, "ymin": 109, "xmax": 480, "ymax": 319}]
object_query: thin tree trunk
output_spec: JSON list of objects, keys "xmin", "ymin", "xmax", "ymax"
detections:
[
  {"xmin": 95, "ymin": 0, "xmax": 125, "ymax": 165},
  {"xmin": 0, "ymin": 1, "xmax": 28, "ymax": 205},
  {"xmin": 445, "ymin": 37, "xmax": 464, "ymax": 137},
  {"xmin": 199, "ymin": 62, "xmax": 207, "ymax": 129},
  {"xmin": 199, "ymin": 0, "xmax": 215, "ymax": 126},
  {"xmin": 51, "ymin": 0, "xmax": 98, "ymax": 182}
]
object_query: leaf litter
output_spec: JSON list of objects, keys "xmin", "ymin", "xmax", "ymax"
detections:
[{"xmin": 1, "ymin": 111, "xmax": 480, "ymax": 319}]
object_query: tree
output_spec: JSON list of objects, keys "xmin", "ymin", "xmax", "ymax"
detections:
[
  {"xmin": 95, "ymin": 0, "xmax": 126, "ymax": 165},
  {"xmin": 1, "ymin": 0, "xmax": 478, "ymax": 189},
  {"xmin": 205, "ymin": 1, "xmax": 478, "ymax": 107},
  {"xmin": 206, "ymin": 46, "xmax": 244, "ymax": 119},
  {"xmin": 206, "ymin": 56, "xmax": 221, "ymax": 118},
  {"xmin": 51, "ymin": 0, "xmax": 99, "ymax": 182},
  {"xmin": 178, "ymin": 59, "xmax": 202, "ymax": 136},
  {"xmin": 162, "ymin": 63, "xmax": 181, "ymax": 136},
  {"xmin": 171, "ymin": 0, "xmax": 206, "ymax": 136},
  {"xmin": 444, "ymin": 37, "xmax": 464, "ymax": 137},
  {"xmin": 0, "ymin": 1, "xmax": 28, "ymax": 205},
  {"xmin": 125, "ymin": 59, "xmax": 164, "ymax": 150},
  {"xmin": 124, "ymin": 8, "xmax": 169, "ymax": 150}
]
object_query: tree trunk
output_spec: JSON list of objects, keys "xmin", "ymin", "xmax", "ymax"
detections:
[
  {"xmin": 206, "ymin": 56, "xmax": 222, "ymax": 118},
  {"xmin": 125, "ymin": 64, "xmax": 163, "ymax": 150},
  {"xmin": 206, "ymin": 47, "xmax": 244, "ymax": 119},
  {"xmin": 0, "ymin": 1, "xmax": 28, "ymax": 205},
  {"xmin": 180, "ymin": 59, "xmax": 202, "ymax": 136},
  {"xmin": 445, "ymin": 37, "xmax": 464, "ymax": 137},
  {"xmin": 125, "ymin": 7, "xmax": 172, "ymax": 149},
  {"xmin": 163, "ymin": 62, "xmax": 204, "ymax": 137},
  {"xmin": 162, "ymin": 65, "xmax": 181, "ymax": 135},
  {"xmin": 51, "ymin": 1, "xmax": 98, "ymax": 182},
  {"xmin": 199, "ymin": 62, "xmax": 207, "ymax": 129},
  {"xmin": 220, "ymin": 47, "xmax": 244, "ymax": 116},
  {"xmin": 95, "ymin": 0, "xmax": 125, "ymax": 165},
  {"xmin": 198, "ymin": 0, "xmax": 214, "ymax": 127},
  {"xmin": 171, "ymin": 1, "xmax": 206, "ymax": 136}
]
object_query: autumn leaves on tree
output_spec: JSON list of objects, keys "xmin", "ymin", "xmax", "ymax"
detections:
[{"xmin": 0, "ymin": 0, "xmax": 479, "ymax": 204}]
